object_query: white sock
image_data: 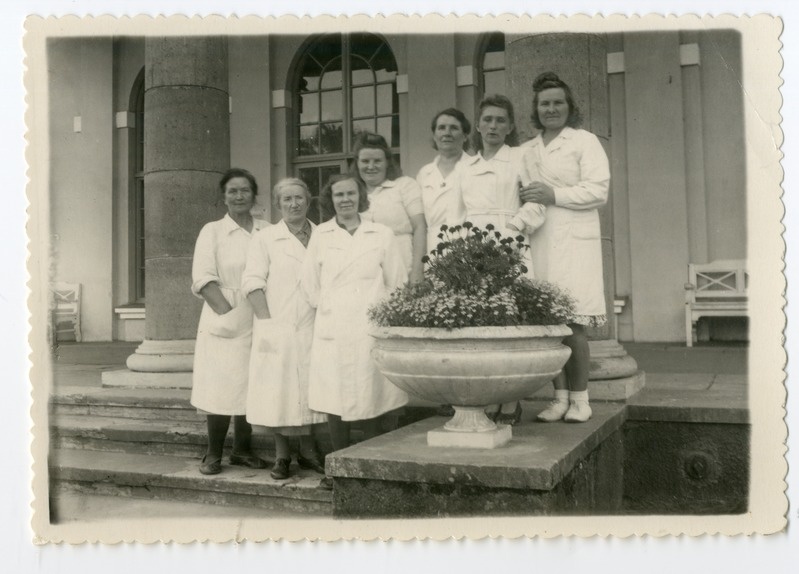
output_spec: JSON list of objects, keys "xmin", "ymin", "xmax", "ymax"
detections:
[
  {"xmin": 569, "ymin": 390, "xmax": 589, "ymax": 402},
  {"xmin": 554, "ymin": 389, "xmax": 569, "ymax": 402}
]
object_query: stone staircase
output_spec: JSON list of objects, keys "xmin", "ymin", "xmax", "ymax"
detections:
[{"xmin": 49, "ymin": 384, "xmax": 335, "ymax": 516}]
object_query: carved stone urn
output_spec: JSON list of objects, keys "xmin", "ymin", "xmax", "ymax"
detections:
[{"xmin": 370, "ymin": 325, "xmax": 572, "ymax": 448}]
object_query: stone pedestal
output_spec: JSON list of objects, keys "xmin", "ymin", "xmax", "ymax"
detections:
[
  {"xmin": 126, "ymin": 36, "xmax": 230, "ymax": 374},
  {"xmin": 327, "ymin": 401, "xmax": 626, "ymax": 518}
]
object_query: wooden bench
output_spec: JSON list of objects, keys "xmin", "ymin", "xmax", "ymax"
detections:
[{"xmin": 684, "ymin": 260, "xmax": 748, "ymax": 347}]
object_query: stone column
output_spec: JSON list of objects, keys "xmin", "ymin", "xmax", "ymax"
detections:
[
  {"xmin": 505, "ymin": 33, "xmax": 641, "ymax": 400},
  {"xmin": 126, "ymin": 36, "xmax": 230, "ymax": 372}
]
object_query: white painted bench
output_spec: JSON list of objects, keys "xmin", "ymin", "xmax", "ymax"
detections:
[{"xmin": 684, "ymin": 260, "xmax": 748, "ymax": 347}]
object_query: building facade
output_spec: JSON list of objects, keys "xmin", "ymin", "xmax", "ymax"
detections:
[{"xmin": 46, "ymin": 29, "xmax": 747, "ymax": 345}]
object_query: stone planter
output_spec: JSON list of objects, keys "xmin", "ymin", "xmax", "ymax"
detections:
[{"xmin": 370, "ymin": 325, "xmax": 572, "ymax": 448}]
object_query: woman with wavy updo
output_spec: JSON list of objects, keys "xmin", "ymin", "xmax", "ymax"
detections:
[{"xmin": 520, "ymin": 72, "xmax": 610, "ymax": 423}]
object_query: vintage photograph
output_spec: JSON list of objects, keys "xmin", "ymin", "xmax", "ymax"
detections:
[{"xmin": 25, "ymin": 14, "xmax": 785, "ymax": 542}]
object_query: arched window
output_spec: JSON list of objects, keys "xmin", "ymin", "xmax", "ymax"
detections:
[
  {"xmin": 481, "ymin": 32, "xmax": 506, "ymax": 96},
  {"xmin": 293, "ymin": 33, "xmax": 399, "ymax": 222}
]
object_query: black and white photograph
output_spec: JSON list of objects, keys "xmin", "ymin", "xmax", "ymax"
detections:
[{"xmin": 12, "ymin": 6, "xmax": 790, "ymax": 553}]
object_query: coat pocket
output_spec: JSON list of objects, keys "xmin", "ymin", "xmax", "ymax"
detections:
[
  {"xmin": 570, "ymin": 212, "xmax": 601, "ymax": 240},
  {"xmin": 207, "ymin": 303, "xmax": 253, "ymax": 338}
]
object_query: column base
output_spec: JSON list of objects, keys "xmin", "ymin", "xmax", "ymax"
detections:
[
  {"xmin": 589, "ymin": 339, "xmax": 639, "ymax": 380},
  {"xmin": 125, "ymin": 339, "xmax": 195, "ymax": 372}
]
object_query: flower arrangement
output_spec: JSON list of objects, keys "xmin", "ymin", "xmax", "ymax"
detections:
[{"xmin": 369, "ymin": 222, "xmax": 575, "ymax": 329}]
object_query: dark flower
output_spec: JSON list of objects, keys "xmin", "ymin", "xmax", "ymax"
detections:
[
  {"xmin": 463, "ymin": 221, "xmax": 473, "ymax": 229},
  {"xmin": 486, "ymin": 223, "xmax": 495, "ymax": 231},
  {"xmin": 520, "ymin": 265, "xmax": 528, "ymax": 274},
  {"xmin": 440, "ymin": 224, "xmax": 449, "ymax": 232},
  {"xmin": 421, "ymin": 255, "xmax": 430, "ymax": 264},
  {"xmin": 494, "ymin": 231, "xmax": 502, "ymax": 239},
  {"xmin": 516, "ymin": 235, "xmax": 525, "ymax": 243}
]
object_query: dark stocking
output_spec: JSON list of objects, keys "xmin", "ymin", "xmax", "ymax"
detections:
[
  {"xmin": 205, "ymin": 414, "xmax": 231, "ymax": 460},
  {"xmin": 327, "ymin": 414, "xmax": 351, "ymax": 452},
  {"xmin": 231, "ymin": 415, "xmax": 254, "ymax": 455}
]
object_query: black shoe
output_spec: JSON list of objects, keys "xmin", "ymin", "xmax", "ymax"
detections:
[
  {"xmin": 297, "ymin": 454, "xmax": 326, "ymax": 474},
  {"xmin": 270, "ymin": 458, "xmax": 291, "ymax": 480},
  {"xmin": 436, "ymin": 404, "xmax": 455, "ymax": 417},
  {"xmin": 495, "ymin": 402, "xmax": 523, "ymax": 426},
  {"xmin": 229, "ymin": 453, "xmax": 269, "ymax": 469},
  {"xmin": 199, "ymin": 455, "xmax": 222, "ymax": 475}
]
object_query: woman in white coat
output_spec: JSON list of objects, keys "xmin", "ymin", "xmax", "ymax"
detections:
[
  {"xmin": 460, "ymin": 94, "xmax": 547, "ymax": 425},
  {"xmin": 302, "ymin": 175, "xmax": 408, "ymax": 465},
  {"xmin": 352, "ymin": 132, "xmax": 427, "ymax": 284},
  {"xmin": 520, "ymin": 72, "xmax": 610, "ymax": 423},
  {"xmin": 242, "ymin": 178, "xmax": 328, "ymax": 480},
  {"xmin": 191, "ymin": 168, "xmax": 269, "ymax": 475},
  {"xmin": 416, "ymin": 107, "xmax": 472, "ymax": 251}
]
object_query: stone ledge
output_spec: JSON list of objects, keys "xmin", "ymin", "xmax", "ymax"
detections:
[{"xmin": 327, "ymin": 401, "xmax": 627, "ymax": 491}]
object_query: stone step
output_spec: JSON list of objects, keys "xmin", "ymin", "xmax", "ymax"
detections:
[
  {"xmin": 49, "ymin": 448, "xmax": 333, "ymax": 516},
  {"xmin": 50, "ymin": 414, "xmax": 274, "ymax": 458},
  {"xmin": 51, "ymin": 386, "xmax": 201, "ymax": 421}
]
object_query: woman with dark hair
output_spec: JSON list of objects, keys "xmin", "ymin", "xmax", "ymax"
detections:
[
  {"xmin": 302, "ymin": 175, "xmax": 408, "ymax": 486},
  {"xmin": 351, "ymin": 133, "xmax": 427, "ymax": 284},
  {"xmin": 459, "ymin": 95, "xmax": 547, "ymax": 426},
  {"xmin": 520, "ymin": 71, "xmax": 610, "ymax": 423},
  {"xmin": 416, "ymin": 108, "xmax": 472, "ymax": 250},
  {"xmin": 190, "ymin": 168, "xmax": 270, "ymax": 475},
  {"xmin": 242, "ymin": 178, "xmax": 327, "ymax": 481}
]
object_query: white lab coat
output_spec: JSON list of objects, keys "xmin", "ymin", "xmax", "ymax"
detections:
[
  {"xmin": 522, "ymin": 127, "xmax": 610, "ymax": 319},
  {"xmin": 190, "ymin": 214, "xmax": 269, "ymax": 415},
  {"xmin": 302, "ymin": 218, "xmax": 409, "ymax": 421},
  {"xmin": 241, "ymin": 220, "xmax": 328, "ymax": 429},
  {"xmin": 460, "ymin": 145, "xmax": 545, "ymax": 277},
  {"xmin": 416, "ymin": 153, "xmax": 470, "ymax": 251}
]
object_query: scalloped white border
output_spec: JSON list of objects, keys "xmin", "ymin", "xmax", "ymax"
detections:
[{"xmin": 20, "ymin": 12, "xmax": 786, "ymax": 545}]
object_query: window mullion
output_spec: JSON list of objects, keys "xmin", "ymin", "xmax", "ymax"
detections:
[{"xmin": 342, "ymin": 34, "xmax": 352, "ymax": 155}]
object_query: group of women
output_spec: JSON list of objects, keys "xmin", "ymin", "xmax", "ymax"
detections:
[{"xmin": 188, "ymin": 71, "xmax": 610, "ymax": 483}]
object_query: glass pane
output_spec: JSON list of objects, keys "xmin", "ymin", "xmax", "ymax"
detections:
[
  {"xmin": 377, "ymin": 116, "xmax": 396, "ymax": 147},
  {"xmin": 483, "ymin": 50, "xmax": 505, "ymax": 71},
  {"xmin": 300, "ymin": 92, "xmax": 319, "ymax": 124},
  {"xmin": 319, "ymin": 122, "xmax": 343, "ymax": 154},
  {"xmin": 307, "ymin": 33, "xmax": 341, "ymax": 69},
  {"xmin": 298, "ymin": 125, "xmax": 319, "ymax": 156},
  {"xmin": 299, "ymin": 168, "xmax": 322, "ymax": 224},
  {"xmin": 375, "ymin": 68, "xmax": 397, "ymax": 83},
  {"xmin": 352, "ymin": 118, "xmax": 375, "ymax": 144},
  {"xmin": 352, "ymin": 86, "xmax": 375, "ymax": 118},
  {"xmin": 299, "ymin": 60, "xmax": 321, "ymax": 92},
  {"xmin": 484, "ymin": 70, "xmax": 506, "ymax": 96},
  {"xmin": 321, "ymin": 90, "xmax": 343, "ymax": 121},
  {"xmin": 351, "ymin": 66, "xmax": 374, "ymax": 86},
  {"xmin": 376, "ymin": 83, "xmax": 393, "ymax": 115},
  {"xmin": 320, "ymin": 165, "xmax": 343, "ymax": 189},
  {"xmin": 320, "ymin": 57, "xmax": 343, "ymax": 89}
]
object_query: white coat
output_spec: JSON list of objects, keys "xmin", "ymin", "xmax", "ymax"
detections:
[
  {"xmin": 302, "ymin": 218, "xmax": 409, "ymax": 421},
  {"xmin": 460, "ymin": 145, "xmax": 545, "ymax": 277},
  {"xmin": 522, "ymin": 127, "xmax": 610, "ymax": 321},
  {"xmin": 190, "ymin": 214, "xmax": 269, "ymax": 415},
  {"xmin": 241, "ymin": 220, "xmax": 328, "ymax": 429},
  {"xmin": 416, "ymin": 154, "xmax": 470, "ymax": 251}
]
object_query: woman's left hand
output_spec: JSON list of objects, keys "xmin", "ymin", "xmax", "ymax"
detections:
[{"xmin": 520, "ymin": 182, "xmax": 556, "ymax": 206}]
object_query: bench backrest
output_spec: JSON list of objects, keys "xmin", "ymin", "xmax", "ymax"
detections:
[{"xmin": 687, "ymin": 260, "xmax": 748, "ymax": 300}]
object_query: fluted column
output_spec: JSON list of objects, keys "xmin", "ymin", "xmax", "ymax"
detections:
[{"xmin": 126, "ymin": 36, "xmax": 230, "ymax": 372}]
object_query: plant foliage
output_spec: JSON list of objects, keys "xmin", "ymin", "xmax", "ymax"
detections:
[{"xmin": 369, "ymin": 223, "xmax": 575, "ymax": 329}]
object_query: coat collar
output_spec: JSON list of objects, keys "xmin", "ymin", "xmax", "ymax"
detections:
[
  {"xmin": 221, "ymin": 213, "xmax": 268, "ymax": 235},
  {"xmin": 466, "ymin": 144, "xmax": 511, "ymax": 166},
  {"xmin": 317, "ymin": 217, "xmax": 381, "ymax": 235},
  {"xmin": 527, "ymin": 126, "xmax": 576, "ymax": 152}
]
